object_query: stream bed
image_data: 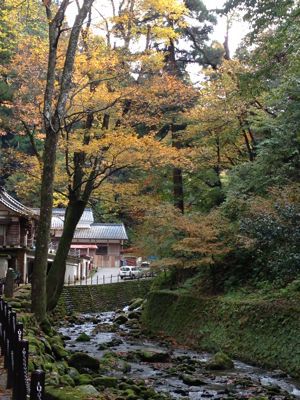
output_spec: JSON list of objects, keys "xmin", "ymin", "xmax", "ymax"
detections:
[{"xmin": 58, "ymin": 307, "xmax": 300, "ymax": 400}]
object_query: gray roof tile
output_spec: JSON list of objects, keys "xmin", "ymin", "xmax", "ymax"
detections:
[{"xmin": 73, "ymin": 223, "xmax": 128, "ymax": 240}]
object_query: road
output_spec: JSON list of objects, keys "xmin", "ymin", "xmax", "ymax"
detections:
[{"xmin": 68, "ymin": 266, "xmax": 153, "ymax": 286}]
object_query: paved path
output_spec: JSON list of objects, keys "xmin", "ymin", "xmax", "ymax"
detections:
[
  {"xmin": 73, "ymin": 267, "xmax": 122, "ymax": 285},
  {"xmin": 0, "ymin": 357, "xmax": 11, "ymax": 400}
]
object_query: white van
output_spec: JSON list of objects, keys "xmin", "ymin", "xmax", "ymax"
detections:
[{"xmin": 119, "ymin": 266, "xmax": 142, "ymax": 279}]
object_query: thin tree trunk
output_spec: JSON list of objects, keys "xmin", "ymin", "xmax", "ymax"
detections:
[
  {"xmin": 31, "ymin": 0, "xmax": 94, "ymax": 322},
  {"xmin": 31, "ymin": 129, "xmax": 59, "ymax": 322},
  {"xmin": 173, "ymin": 167, "xmax": 184, "ymax": 213},
  {"xmin": 46, "ymin": 199, "xmax": 86, "ymax": 310}
]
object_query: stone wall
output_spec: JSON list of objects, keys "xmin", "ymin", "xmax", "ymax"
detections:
[{"xmin": 60, "ymin": 280, "xmax": 152, "ymax": 313}]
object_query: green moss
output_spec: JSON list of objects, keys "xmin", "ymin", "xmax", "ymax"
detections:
[
  {"xmin": 59, "ymin": 374, "xmax": 75, "ymax": 387},
  {"xmin": 68, "ymin": 352, "xmax": 99, "ymax": 372},
  {"xmin": 93, "ymin": 376, "xmax": 118, "ymax": 388},
  {"xmin": 206, "ymin": 352, "xmax": 234, "ymax": 370},
  {"xmin": 77, "ymin": 374, "xmax": 92, "ymax": 385},
  {"xmin": 45, "ymin": 385, "xmax": 100, "ymax": 400},
  {"xmin": 142, "ymin": 290, "xmax": 300, "ymax": 378},
  {"xmin": 75, "ymin": 332, "xmax": 90, "ymax": 342}
]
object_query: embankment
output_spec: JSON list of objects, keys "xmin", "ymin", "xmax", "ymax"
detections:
[
  {"xmin": 60, "ymin": 280, "xmax": 152, "ymax": 313},
  {"xmin": 142, "ymin": 290, "xmax": 300, "ymax": 378}
]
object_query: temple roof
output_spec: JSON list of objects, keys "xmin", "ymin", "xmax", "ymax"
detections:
[
  {"xmin": 73, "ymin": 223, "xmax": 128, "ymax": 240},
  {"xmin": 51, "ymin": 208, "xmax": 94, "ymax": 229},
  {"xmin": 0, "ymin": 187, "xmax": 37, "ymax": 217}
]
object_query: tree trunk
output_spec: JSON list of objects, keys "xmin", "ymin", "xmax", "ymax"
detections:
[
  {"xmin": 30, "ymin": 0, "xmax": 95, "ymax": 322},
  {"xmin": 173, "ymin": 167, "xmax": 184, "ymax": 213},
  {"xmin": 31, "ymin": 129, "xmax": 59, "ymax": 322},
  {"xmin": 46, "ymin": 199, "xmax": 86, "ymax": 311}
]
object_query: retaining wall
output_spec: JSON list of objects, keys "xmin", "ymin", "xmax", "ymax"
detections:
[{"xmin": 60, "ymin": 280, "xmax": 152, "ymax": 313}]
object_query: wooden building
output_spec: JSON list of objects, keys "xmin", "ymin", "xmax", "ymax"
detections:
[
  {"xmin": 0, "ymin": 187, "xmax": 128, "ymax": 284},
  {"xmin": 0, "ymin": 187, "xmax": 38, "ymax": 282},
  {"xmin": 50, "ymin": 208, "xmax": 128, "ymax": 269}
]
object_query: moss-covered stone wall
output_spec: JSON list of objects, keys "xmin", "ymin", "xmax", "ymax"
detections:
[
  {"xmin": 142, "ymin": 290, "xmax": 300, "ymax": 378},
  {"xmin": 60, "ymin": 280, "xmax": 152, "ymax": 313}
]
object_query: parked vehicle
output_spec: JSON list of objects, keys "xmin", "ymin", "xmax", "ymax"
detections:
[{"xmin": 119, "ymin": 266, "xmax": 142, "ymax": 279}]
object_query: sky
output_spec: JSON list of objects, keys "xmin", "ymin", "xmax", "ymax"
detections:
[
  {"xmin": 67, "ymin": 0, "xmax": 248, "ymax": 56},
  {"xmin": 202, "ymin": 0, "xmax": 249, "ymax": 56}
]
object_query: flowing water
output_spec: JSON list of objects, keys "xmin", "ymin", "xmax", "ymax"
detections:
[{"xmin": 59, "ymin": 310, "xmax": 300, "ymax": 399}]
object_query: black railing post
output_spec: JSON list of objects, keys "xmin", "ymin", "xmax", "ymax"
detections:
[
  {"xmin": 4, "ymin": 305, "xmax": 12, "ymax": 369},
  {"xmin": 0, "ymin": 298, "xmax": 4, "ymax": 355},
  {"xmin": 30, "ymin": 369, "xmax": 45, "ymax": 400},
  {"xmin": 18, "ymin": 339, "xmax": 29, "ymax": 400},
  {"xmin": 12, "ymin": 322, "xmax": 23, "ymax": 400},
  {"xmin": 7, "ymin": 310, "xmax": 17, "ymax": 388}
]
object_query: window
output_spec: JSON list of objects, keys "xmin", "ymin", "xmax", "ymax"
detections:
[
  {"xmin": 96, "ymin": 245, "xmax": 108, "ymax": 255},
  {"xmin": 0, "ymin": 225, "xmax": 6, "ymax": 245}
]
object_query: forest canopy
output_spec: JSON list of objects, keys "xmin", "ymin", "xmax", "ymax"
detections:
[{"xmin": 0, "ymin": 0, "xmax": 299, "ymax": 319}]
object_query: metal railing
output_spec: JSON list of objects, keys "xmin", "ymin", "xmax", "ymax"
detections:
[
  {"xmin": 66, "ymin": 271, "xmax": 155, "ymax": 286},
  {"xmin": 0, "ymin": 285, "xmax": 45, "ymax": 400}
]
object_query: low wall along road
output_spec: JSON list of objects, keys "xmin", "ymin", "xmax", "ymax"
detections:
[{"xmin": 60, "ymin": 279, "xmax": 152, "ymax": 313}]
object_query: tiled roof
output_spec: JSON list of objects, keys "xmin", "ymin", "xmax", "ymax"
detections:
[
  {"xmin": 0, "ymin": 187, "xmax": 37, "ymax": 217},
  {"xmin": 51, "ymin": 208, "xmax": 94, "ymax": 229},
  {"xmin": 73, "ymin": 223, "xmax": 128, "ymax": 240}
]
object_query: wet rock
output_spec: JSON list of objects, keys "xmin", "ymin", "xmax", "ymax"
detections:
[
  {"xmin": 93, "ymin": 375, "xmax": 118, "ymax": 388},
  {"xmin": 68, "ymin": 352, "xmax": 99, "ymax": 371},
  {"xmin": 181, "ymin": 374, "xmax": 207, "ymax": 386},
  {"xmin": 45, "ymin": 371, "xmax": 60, "ymax": 387},
  {"xmin": 59, "ymin": 374, "xmax": 75, "ymax": 387},
  {"xmin": 128, "ymin": 298, "xmax": 144, "ymax": 311},
  {"xmin": 138, "ymin": 348, "xmax": 171, "ymax": 362},
  {"xmin": 77, "ymin": 373, "xmax": 93, "ymax": 385},
  {"xmin": 52, "ymin": 344, "xmax": 69, "ymax": 360},
  {"xmin": 127, "ymin": 311, "xmax": 141, "ymax": 320},
  {"xmin": 67, "ymin": 367, "xmax": 81, "ymax": 383},
  {"xmin": 97, "ymin": 337, "xmax": 123, "ymax": 350},
  {"xmin": 75, "ymin": 332, "xmax": 91, "ymax": 342},
  {"xmin": 206, "ymin": 352, "xmax": 234, "ymax": 370},
  {"xmin": 270, "ymin": 369, "xmax": 287, "ymax": 379},
  {"xmin": 115, "ymin": 314, "xmax": 128, "ymax": 324},
  {"xmin": 77, "ymin": 384, "xmax": 99, "ymax": 395}
]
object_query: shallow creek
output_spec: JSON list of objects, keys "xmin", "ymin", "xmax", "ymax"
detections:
[{"xmin": 58, "ymin": 309, "xmax": 300, "ymax": 400}]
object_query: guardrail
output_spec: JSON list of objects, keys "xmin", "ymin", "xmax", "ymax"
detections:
[
  {"xmin": 66, "ymin": 272, "xmax": 155, "ymax": 286},
  {"xmin": 0, "ymin": 285, "xmax": 45, "ymax": 400}
]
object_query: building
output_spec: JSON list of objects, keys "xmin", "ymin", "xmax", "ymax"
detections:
[
  {"xmin": 0, "ymin": 187, "xmax": 128, "ymax": 284},
  {"xmin": 0, "ymin": 187, "xmax": 38, "ymax": 282},
  {"xmin": 50, "ymin": 208, "xmax": 128, "ymax": 269}
]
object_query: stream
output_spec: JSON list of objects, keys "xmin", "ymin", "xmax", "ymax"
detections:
[{"xmin": 58, "ymin": 307, "xmax": 300, "ymax": 400}]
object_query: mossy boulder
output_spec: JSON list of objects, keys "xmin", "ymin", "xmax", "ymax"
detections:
[
  {"xmin": 77, "ymin": 385, "xmax": 99, "ymax": 395},
  {"xmin": 68, "ymin": 352, "xmax": 99, "ymax": 372},
  {"xmin": 77, "ymin": 373, "xmax": 92, "ymax": 385},
  {"xmin": 97, "ymin": 337, "xmax": 123, "ymax": 350},
  {"xmin": 137, "ymin": 348, "xmax": 170, "ymax": 363},
  {"xmin": 76, "ymin": 332, "xmax": 91, "ymax": 342},
  {"xmin": 52, "ymin": 344, "xmax": 69, "ymax": 360},
  {"xmin": 127, "ymin": 311, "xmax": 141, "ymax": 320},
  {"xmin": 115, "ymin": 314, "xmax": 128, "ymax": 324},
  {"xmin": 67, "ymin": 367, "xmax": 81, "ymax": 383},
  {"xmin": 45, "ymin": 372, "xmax": 60, "ymax": 387},
  {"xmin": 93, "ymin": 376, "xmax": 118, "ymax": 388},
  {"xmin": 59, "ymin": 374, "xmax": 75, "ymax": 387},
  {"xmin": 181, "ymin": 374, "xmax": 207, "ymax": 386},
  {"xmin": 45, "ymin": 385, "xmax": 99, "ymax": 400},
  {"xmin": 128, "ymin": 298, "xmax": 144, "ymax": 311},
  {"xmin": 206, "ymin": 352, "xmax": 234, "ymax": 370}
]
